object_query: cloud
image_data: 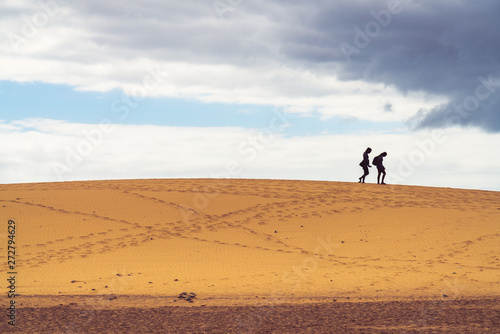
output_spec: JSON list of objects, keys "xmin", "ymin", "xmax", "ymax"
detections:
[
  {"xmin": 383, "ymin": 102, "xmax": 393, "ymax": 113},
  {"xmin": 409, "ymin": 80, "xmax": 500, "ymax": 132},
  {"xmin": 0, "ymin": 0, "xmax": 439, "ymax": 124},
  {"xmin": 1, "ymin": 119, "xmax": 499, "ymax": 191},
  {"xmin": 310, "ymin": 0, "xmax": 500, "ymax": 131},
  {"xmin": 1, "ymin": 0, "xmax": 499, "ymax": 130}
]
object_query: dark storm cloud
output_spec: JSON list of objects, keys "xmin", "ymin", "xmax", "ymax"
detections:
[
  {"xmin": 291, "ymin": 0, "xmax": 499, "ymax": 132},
  {"xmin": 291, "ymin": 0, "xmax": 500, "ymax": 131},
  {"xmin": 73, "ymin": 0, "xmax": 499, "ymax": 131}
]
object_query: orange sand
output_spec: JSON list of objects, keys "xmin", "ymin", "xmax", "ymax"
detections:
[{"xmin": 1, "ymin": 179, "xmax": 499, "ymax": 303}]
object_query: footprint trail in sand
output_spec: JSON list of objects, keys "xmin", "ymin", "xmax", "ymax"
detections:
[{"xmin": 1, "ymin": 179, "xmax": 499, "ymax": 299}]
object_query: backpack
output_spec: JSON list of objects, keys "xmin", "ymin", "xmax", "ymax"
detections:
[{"xmin": 372, "ymin": 156, "xmax": 381, "ymax": 166}]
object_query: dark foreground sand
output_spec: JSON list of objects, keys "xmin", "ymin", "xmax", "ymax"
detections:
[{"xmin": 2, "ymin": 298, "xmax": 499, "ymax": 333}]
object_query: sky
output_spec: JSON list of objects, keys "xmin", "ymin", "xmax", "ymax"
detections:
[{"xmin": 1, "ymin": 0, "xmax": 499, "ymax": 191}]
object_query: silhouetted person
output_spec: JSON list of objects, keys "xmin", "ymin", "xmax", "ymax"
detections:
[
  {"xmin": 358, "ymin": 147, "xmax": 372, "ymax": 183},
  {"xmin": 373, "ymin": 152, "xmax": 387, "ymax": 185}
]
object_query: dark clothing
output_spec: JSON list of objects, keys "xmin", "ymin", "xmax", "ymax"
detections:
[
  {"xmin": 362, "ymin": 164, "xmax": 369, "ymax": 175},
  {"xmin": 359, "ymin": 150, "xmax": 371, "ymax": 183},
  {"xmin": 375, "ymin": 154, "xmax": 386, "ymax": 184},
  {"xmin": 359, "ymin": 152, "xmax": 370, "ymax": 167},
  {"xmin": 376, "ymin": 156, "xmax": 384, "ymax": 171}
]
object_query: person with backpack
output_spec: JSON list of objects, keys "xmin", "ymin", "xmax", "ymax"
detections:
[
  {"xmin": 358, "ymin": 147, "xmax": 372, "ymax": 183},
  {"xmin": 372, "ymin": 152, "xmax": 388, "ymax": 185}
]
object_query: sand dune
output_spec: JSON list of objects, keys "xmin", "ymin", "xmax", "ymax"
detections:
[
  {"xmin": 1, "ymin": 179, "xmax": 499, "ymax": 332},
  {"xmin": 1, "ymin": 178, "xmax": 498, "ymax": 301}
]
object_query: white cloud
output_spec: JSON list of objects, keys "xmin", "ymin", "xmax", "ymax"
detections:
[
  {"xmin": 0, "ymin": 0, "xmax": 450, "ymax": 124},
  {"xmin": 1, "ymin": 119, "xmax": 499, "ymax": 191}
]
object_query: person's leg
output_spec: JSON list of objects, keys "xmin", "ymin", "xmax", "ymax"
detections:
[
  {"xmin": 378, "ymin": 167, "xmax": 386, "ymax": 184},
  {"xmin": 360, "ymin": 166, "xmax": 368, "ymax": 183},
  {"xmin": 377, "ymin": 169, "xmax": 381, "ymax": 184}
]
